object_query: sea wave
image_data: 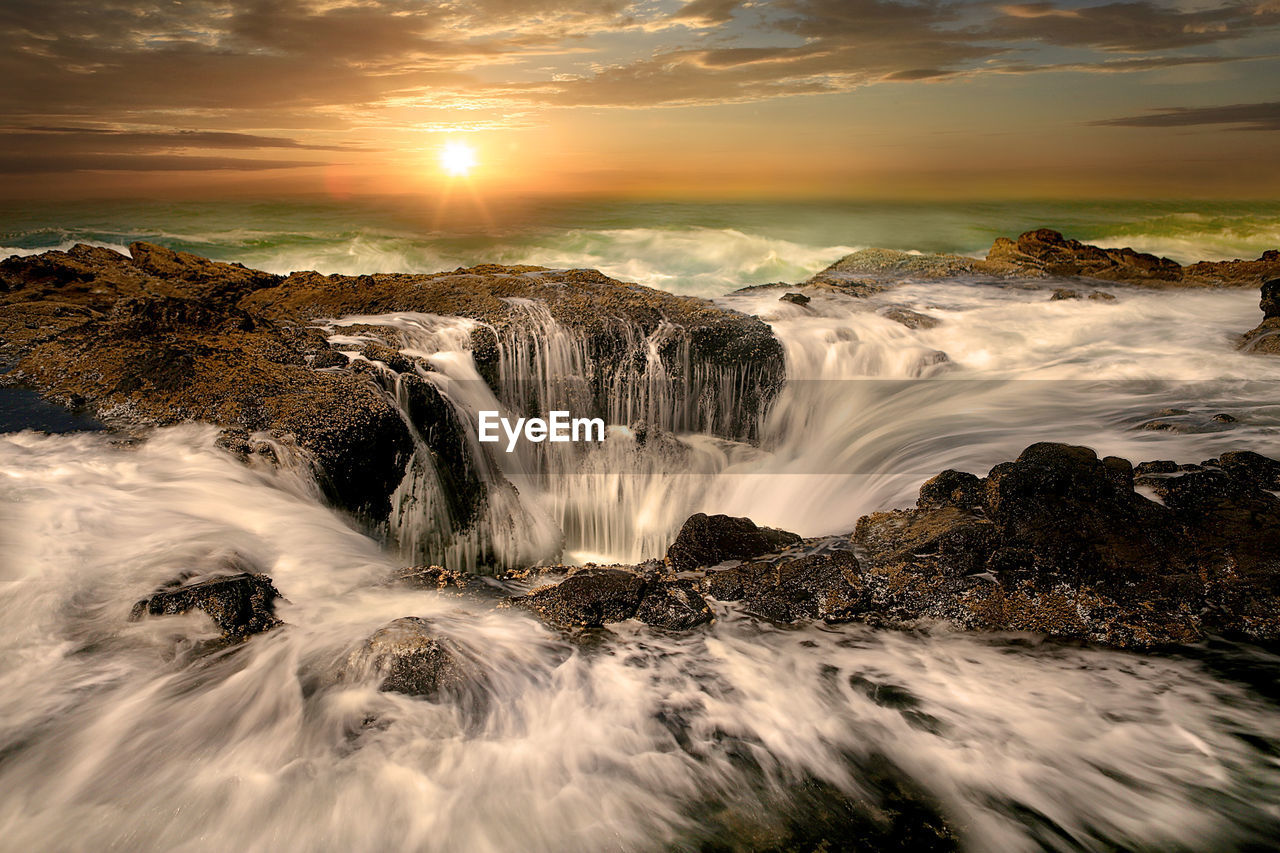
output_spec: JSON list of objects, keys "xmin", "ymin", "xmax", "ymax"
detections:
[
  {"xmin": 1091, "ymin": 212, "xmax": 1280, "ymax": 264},
  {"xmin": 0, "ymin": 224, "xmax": 855, "ymax": 297}
]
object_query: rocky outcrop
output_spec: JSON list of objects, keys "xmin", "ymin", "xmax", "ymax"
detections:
[
  {"xmin": 851, "ymin": 443, "xmax": 1280, "ymax": 648},
  {"xmin": 129, "ymin": 572, "xmax": 283, "ymax": 640},
  {"xmin": 665, "ymin": 512, "xmax": 802, "ymax": 572},
  {"xmin": 775, "ymin": 230, "xmax": 1280, "ymax": 291},
  {"xmin": 1239, "ymin": 278, "xmax": 1280, "ymax": 354},
  {"xmin": 1, "ymin": 243, "xmax": 786, "ymax": 527},
  {"xmin": 509, "ymin": 443, "xmax": 1280, "ymax": 649}
]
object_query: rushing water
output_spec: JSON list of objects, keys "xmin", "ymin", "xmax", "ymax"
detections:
[{"xmin": 3, "ymin": 209, "xmax": 1280, "ymax": 849}]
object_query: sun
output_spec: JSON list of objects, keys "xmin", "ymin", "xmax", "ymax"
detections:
[{"xmin": 440, "ymin": 140, "xmax": 477, "ymax": 177}]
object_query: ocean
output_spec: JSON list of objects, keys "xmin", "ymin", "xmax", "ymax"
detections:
[
  {"xmin": 4, "ymin": 197, "xmax": 1280, "ymax": 295},
  {"xmin": 3, "ymin": 197, "xmax": 1280, "ymax": 851}
]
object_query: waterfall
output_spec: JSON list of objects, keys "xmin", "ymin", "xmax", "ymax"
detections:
[{"xmin": 321, "ymin": 304, "xmax": 778, "ymax": 569}]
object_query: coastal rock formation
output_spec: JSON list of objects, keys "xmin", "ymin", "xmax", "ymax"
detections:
[
  {"xmin": 774, "ymin": 229, "xmax": 1280, "ymax": 292},
  {"xmin": 1, "ymin": 243, "xmax": 784, "ymax": 530},
  {"xmin": 129, "ymin": 572, "xmax": 283, "ymax": 640},
  {"xmin": 1240, "ymin": 278, "xmax": 1280, "ymax": 353},
  {"xmin": 507, "ymin": 444, "xmax": 1280, "ymax": 649}
]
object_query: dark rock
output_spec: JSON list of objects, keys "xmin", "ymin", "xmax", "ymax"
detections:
[
  {"xmin": 1218, "ymin": 450, "xmax": 1280, "ymax": 490},
  {"xmin": 855, "ymin": 508, "xmax": 998, "ymax": 578},
  {"xmin": 916, "ymin": 469, "xmax": 984, "ymax": 509},
  {"xmin": 129, "ymin": 572, "xmax": 282, "ymax": 639},
  {"xmin": 1135, "ymin": 460, "xmax": 1179, "ymax": 476},
  {"xmin": 839, "ymin": 442, "xmax": 1280, "ymax": 648},
  {"xmin": 344, "ymin": 617, "xmax": 470, "ymax": 699},
  {"xmin": 1239, "ymin": 279, "xmax": 1280, "ymax": 353},
  {"xmin": 666, "ymin": 513, "xmax": 801, "ymax": 572},
  {"xmin": 514, "ymin": 569, "xmax": 648, "ymax": 629},
  {"xmin": 703, "ymin": 551, "xmax": 865, "ymax": 622},
  {"xmin": 633, "ymin": 578, "xmax": 713, "ymax": 629},
  {"xmin": 1212, "ymin": 412, "xmax": 1237, "ymax": 423},
  {"xmin": 1262, "ymin": 277, "xmax": 1280, "ymax": 320},
  {"xmin": 1050, "ymin": 288, "xmax": 1081, "ymax": 301},
  {"xmin": 779, "ymin": 291, "xmax": 810, "ymax": 305}
]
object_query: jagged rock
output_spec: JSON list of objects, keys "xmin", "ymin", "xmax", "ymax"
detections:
[
  {"xmin": 2, "ymin": 244, "xmax": 787, "ymax": 534},
  {"xmin": 779, "ymin": 291, "xmax": 810, "ymax": 305},
  {"xmin": 702, "ymin": 551, "xmax": 866, "ymax": 622},
  {"xmin": 1050, "ymin": 288, "xmax": 1082, "ymax": 300},
  {"xmin": 803, "ymin": 231, "xmax": 1279, "ymax": 288},
  {"xmin": 666, "ymin": 512, "xmax": 802, "ymax": 572},
  {"xmin": 343, "ymin": 617, "xmax": 470, "ymax": 699},
  {"xmin": 633, "ymin": 578, "xmax": 714, "ymax": 629},
  {"xmin": 515, "ymin": 569, "xmax": 649, "ymax": 629},
  {"xmin": 129, "ymin": 572, "xmax": 282, "ymax": 639},
  {"xmin": 998, "ymin": 229, "xmax": 1183, "ymax": 283},
  {"xmin": 1263, "ymin": 277, "xmax": 1280, "ymax": 319},
  {"xmin": 1218, "ymin": 450, "xmax": 1280, "ymax": 490},
  {"xmin": 847, "ymin": 443, "xmax": 1280, "ymax": 648},
  {"xmin": 916, "ymin": 469, "xmax": 983, "ymax": 509},
  {"xmin": 1240, "ymin": 278, "xmax": 1280, "ymax": 354}
]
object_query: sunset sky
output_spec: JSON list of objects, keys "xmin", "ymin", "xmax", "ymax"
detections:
[{"xmin": 1, "ymin": 0, "xmax": 1278, "ymax": 199}]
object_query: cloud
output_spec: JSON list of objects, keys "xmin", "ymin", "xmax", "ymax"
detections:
[
  {"xmin": 0, "ymin": 154, "xmax": 324, "ymax": 173},
  {"xmin": 1091, "ymin": 101, "xmax": 1280, "ymax": 130},
  {"xmin": 988, "ymin": 1, "xmax": 1278, "ymax": 52},
  {"xmin": 0, "ymin": 0, "xmax": 1277, "ymax": 172},
  {"xmin": 670, "ymin": 0, "xmax": 746, "ymax": 26},
  {"xmin": 0, "ymin": 127, "xmax": 357, "ymax": 151}
]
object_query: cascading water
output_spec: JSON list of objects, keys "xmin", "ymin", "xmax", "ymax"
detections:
[
  {"xmin": 4, "ymin": 275, "xmax": 1280, "ymax": 851},
  {"xmin": 323, "ymin": 303, "xmax": 772, "ymax": 568}
]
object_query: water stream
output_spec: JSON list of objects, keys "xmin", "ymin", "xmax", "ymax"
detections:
[{"xmin": 3, "ymin": 276, "xmax": 1280, "ymax": 850}]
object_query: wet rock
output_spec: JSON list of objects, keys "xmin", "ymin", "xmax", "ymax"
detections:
[
  {"xmin": 1050, "ymin": 288, "xmax": 1082, "ymax": 301},
  {"xmin": 779, "ymin": 291, "xmax": 810, "ymax": 305},
  {"xmin": 881, "ymin": 306, "xmax": 941, "ymax": 329},
  {"xmin": 357, "ymin": 342, "xmax": 416, "ymax": 374},
  {"xmin": 1217, "ymin": 450, "xmax": 1280, "ymax": 490},
  {"xmin": 129, "ymin": 572, "xmax": 283, "ymax": 639},
  {"xmin": 633, "ymin": 578, "xmax": 713, "ymax": 629},
  {"xmin": 1262, "ymin": 277, "xmax": 1280, "ymax": 319},
  {"xmin": 1137, "ymin": 409, "xmax": 1236, "ymax": 433},
  {"xmin": 2, "ymin": 244, "xmax": 787, "ymax": 533},
  {"xmin": 855, "ymin": 508, "xmax": 998, "ymax": 578},
  {"xmin": 916, "ymin": 469, "xmax": 983, "ymax": 509},
  {"xmin": 1240, "ymin": 278, "xmax": 1280, "ymax": 354},
  {"xmin": 1135, "ymin": 460, "xmax": 1180, "ymax": 477},
  {"xmin": 703, "ymin": 551, "xmax": 866, "ymax": 623},
  {"xmin": 514, "ymin": 569, "xmax": 649, "ymax": 629},
  {"xmin": 666, "ymin": 512, "xmax": 802, "ymax": 572},
  {"xmin": 343, "ymin": 617, "xmax": 470, "ymax": 699},
  {"xmin": 393, "ymin": 565, "xmax": 489, "ymax": 592},
  {"xmin": 841, "ymin": 442, "xmax": 1280, "ymax": 648},
  {"xmin": 808, "ymin": 231, "xmax": 1278, "ymax": 287}
]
